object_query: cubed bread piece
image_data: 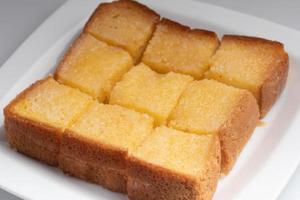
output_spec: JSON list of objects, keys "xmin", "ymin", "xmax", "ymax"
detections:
[
  {"xmin": 4, "ymin": 77, "xmax": 93, "ymax": 166},
  {"xmin": 54, "ymin": 33, "xmax": 133, "ymax": 102},
  {"xmin": 109, "ymin": 63, "xmax": 193, "ymax": 125},
  {"xmin": 127, "ymin": 126, "xmax": 220, "ymax": 200},
  {"xmin": 169, "ymin": 79, "xmax": 259, "ymax": 174},
  {"xmin": 206, "ymin": 35, "xmax": 289, "ymax": 117},
  {"xmin": 142, "ymin": 18, "xmax": 219, "ymax": 79},
  {"xmin": 59, "ymin": 102, "xmax": 153, "ymax": 193},
  {"xmin": 84, "ymin": 0, "xmax": 160, "ymax": 63}
]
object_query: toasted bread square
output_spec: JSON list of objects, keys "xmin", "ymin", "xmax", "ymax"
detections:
[
  {"xmin": 109, "ymin": 63, "xmax": 193, "ymax": 125},
  {"xmin": 59, "ymin": 102, "xmax": 153, "ymax": 193},
  {"xmin": 55, "ymin": 33, "xmax": 133, "ymax": 102},
  {"xmin": 206, "ymin": 35, "xmax": 288, "ymax": 117},
  {"xmin": 4, "ymin": 77, "xmax": 93, "ymax": 165},
  {"xmin": 142, "ymin": 19, "xmax": 219, "ymax": 79},
  {"xmin": 169, "ymin": 79, "xmax": 259, "ymax": 174},
  {"xmin": 84, "ymin": 0, "xmax": 160, "ymax": 63},
  {"xmin": 127, "ymin": 126, "xmax": 220, "ymax": 200}
]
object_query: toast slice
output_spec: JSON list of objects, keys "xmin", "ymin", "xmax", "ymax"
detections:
[
  {"xmin": 127, "ymin": 126, "xmax": 220, "ymax": 200},
  {"xmin": 206, "ymin": 35, "xmax": 289, "ymax": 117},
  {"xmin": 4, "ymin": 77, "xmax": 93, "ymax": 166},
  {"xmin": 59, "ymin": 102, "xmax": 153, "ymax": 193},
  {"xmin": 55, "ymin": 33, "xmax": 133, "ymax": 102},
  {"xmin": 169, "ymin": 79, "xmax": 259, "ymax": 174},
  {"xmin": 84, "ymin": 0, "xmax": 160, "ymax": 63},
  {"xmin": 109, "ymin": 63, "xmax": 193, "ymax": 125},
  {"xmin": 142, "ymin": 18, "xmax": 219, "ymax": 79}
]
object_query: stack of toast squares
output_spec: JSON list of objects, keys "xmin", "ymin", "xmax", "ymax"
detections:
[{"xmin": 4, "ymin": 0, "xmax": 289, "ymax": 199}]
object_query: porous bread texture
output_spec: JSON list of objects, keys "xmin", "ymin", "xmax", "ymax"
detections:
[
  {"xmin": 109, "ymin": 63, "xmax": 193, "ymax": 125},
  {"xmin": 55, "ymin": 33, "xmax": 133, "ymax": 102},
  {"xmin": 4, "ymin": 77, "xmax": 93, "ymax": 166},
  {"xmin": 127, "ymin": 126, "xmax": 220, "ymax": 200},
  {"xmin": 142, "ymin": 18, "xmax": 219, "ymax": 79},
  {"xmin": 59, "ymin": 101, "xmax": 154, "ymax": 193},
  {"xmin": 84, "ymin": 0, "xmax": 160, "ymax": 63},
  {"xmin": 206, "ymin": 35, "xmax": 289, "ymax": 117},
  {"xmin": 169, "ymin": 79, "xmax": 259, "ymax": 174}
]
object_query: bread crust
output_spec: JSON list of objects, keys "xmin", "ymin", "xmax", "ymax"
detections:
[
  {"xmin": 59, "ymin": 153, "xmax": 127, "ymax": 193},
  {"xmin": 260, "ymin": 53, "xmax": 289, "ymax": 117},
  {"xmin": 6, "ymin": 128, "xmax": 58, "ymax": 166},
  {"xmin": 127, "ymin": 135, "xmax": 220, "ymax": 200},
  {"xmin": 159, "ymin": 18, "xmax": 218, "ymax": 40},
  {"xmin": 4, "ymin": 77, "xmax": 62, "ymax": 166},
  {"xmin": 222, "ymin": 35, "xmax": 289, "ymax": 117},
  {"xmin": 59, "ymin": 130, "xmax": 128, "ymax": 193},
  {"xmin": 219, "ymin": 90, "xmax": 259, "ymax": 174}
]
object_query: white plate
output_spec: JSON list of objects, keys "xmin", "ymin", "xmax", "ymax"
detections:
[{"xmin": 0, "ymin": 0, "xmax": 300, "ymax": 199}]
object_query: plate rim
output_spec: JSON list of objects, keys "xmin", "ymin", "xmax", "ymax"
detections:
[{"xmin": 0, "ymin": 0, "xmax": 300, "ymax": 199}]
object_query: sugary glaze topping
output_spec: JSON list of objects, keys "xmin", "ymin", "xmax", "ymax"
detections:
[
  {"xmin": 109, "ymin": 63, "xmax": 193, "ymax": 125},
  {"xmin": 142, "ymin": 19, "xmax": 219, "ymax": 79},
  {"xmin": 11, "ymin": 77, "xmax": 93, "ymax": 129},
  {"xmin": 169, "ymin": 79, "xmax": 243, "ymax": 134},
  {"xmin": 68, "ymin": 102, "xmax": 153, "ymax": 152},
  {"xmin": 131, "ymin": 126, "xmax": 216, "ymax": 176},
  {"xmin": 55, "ymin": 33, "xmax": 133, "ymax": 102}
]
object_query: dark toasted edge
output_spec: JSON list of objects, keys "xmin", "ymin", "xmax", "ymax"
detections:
[
  {"xmin": 60, "ymin": 129, "xmax": 127, "ymax": 170},
  {"xmin": 219, "ymin": 90, "xmax": 259, "ymax": 174},
  {"xmin": 260, "ymin": 52, "xmax": 289, "ymax": 117},
  {"xmin": 159, "ymin": 18, "xmax": 219, "ymax": 40},
  {"xmin": 222, "ymin": 34, "xmax": 285, "ymax": 47}
]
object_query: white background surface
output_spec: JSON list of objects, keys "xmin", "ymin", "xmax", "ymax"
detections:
[{"xmin": 0, "ymin": 0, "xmax": 299, "ymax": 199}]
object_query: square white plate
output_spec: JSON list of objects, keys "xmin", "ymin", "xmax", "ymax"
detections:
[{"xmin": 0, "ymin": 0, "xmax": 300, "ymax": 199}]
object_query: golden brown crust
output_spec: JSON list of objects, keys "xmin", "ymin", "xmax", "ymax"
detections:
[
  {"xmin": 60, "ymin": 130, "xmax": 127, "ymax": 169},
  {"xmin": 127, "ymin": 157, "xmax": 199, "ymax": 200},
  {"xmin": 3, "ymin": 76, "xmax": 62, "ymax": 166},
  {"xmin": 260, "ymin": 53, "xmax": 289, "ymax": 117},
  {"xmin": 59, "ymin": 130, "xmax": 128, "ymax": 192},
  {"xmin": 6, "ymin": 129, "xmax": 58, "ymax": 166},
  {"xmin": 219, "ymin": 91, "xmax": 259, "ymax": 174},
  {"xmin": 223, "ymin": 34, "xmax": 285, "ymax": 47},
  {"xmin": 160, "ymin": 18, "xmax": 218, "ymax": 40},
  {"xmin": 59, "ymin": 153, "xmax": 127, "ymax": 193},
  {"xmin": 198, "ymin": 135, "xmax": 221, "ymax": 200},
  {"xmin": 127, "ymin": 135, "xmax": 220, "ymax": 200}
]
